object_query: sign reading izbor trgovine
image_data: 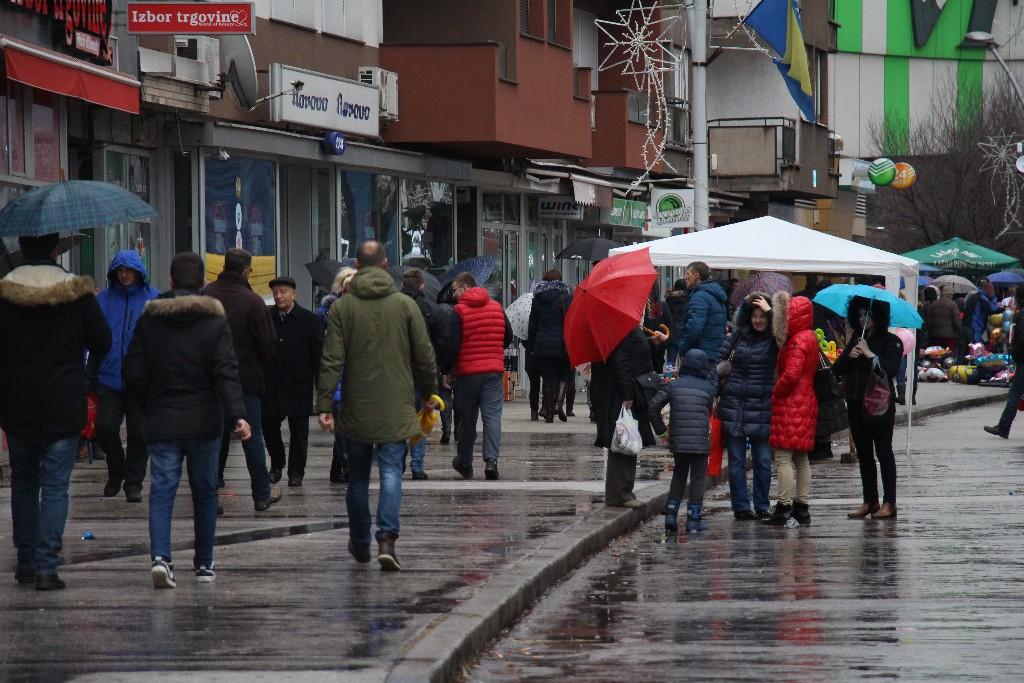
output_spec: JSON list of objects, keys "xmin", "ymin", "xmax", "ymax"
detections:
[{"xmin": 270, "ymin": 64, "xmax": 380, "ymax": 138}]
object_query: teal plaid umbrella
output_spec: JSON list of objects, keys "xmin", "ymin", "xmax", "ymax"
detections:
[{"xmin": 0, "ymin": 180, "xmax": 157, "ymax": 237}]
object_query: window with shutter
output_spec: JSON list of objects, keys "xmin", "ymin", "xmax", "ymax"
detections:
[
  {"xmin": 520, "ymin": 0, "xmax": 530, "ymax": 34},
  {"xmin": 547, "ymin": 0, "xmax": 557, "ymax": 41},
  {"xmin": 323, "ymin": 0, "xmax": 346, "ymax": 36}
]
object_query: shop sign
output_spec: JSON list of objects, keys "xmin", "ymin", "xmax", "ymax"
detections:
[
  {"xmin": 9, "ymin": 0, "xmax": 114, "ymax": 64},
  {"xmin": 270, "ymin": 64, "xmax": 380, "ymax": 138},
  {"xmin": 538, "ymin": 196, "xmax": 583, "ymax": 221},
  {"xmin": 126, "ymin": 2, "xmax": 256, "ymax": 34},
  {"xmin": 609, "ymin": 198, "xmax": 647, "ymax": 228},
  {"xmin": 649, "ymin": 188, "xmax": 694, "ymax": 237},
  {"xmin": 322, "ymin": 131, "xmax": 346, "ymax": 155}
]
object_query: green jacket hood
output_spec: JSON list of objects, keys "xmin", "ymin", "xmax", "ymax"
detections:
[{"xmin": 350, "ymin": 267, "xmax": 397, "ymax": 300}]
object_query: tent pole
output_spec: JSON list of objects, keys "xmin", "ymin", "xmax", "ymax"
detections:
[{"xmin": 905, "ymin": 272, "xmax": 919, "ymax": 458}]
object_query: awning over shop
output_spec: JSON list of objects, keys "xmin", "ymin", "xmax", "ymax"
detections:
[{"xmin": 1, "ymin": 35, "xmax": 140, "ymax": 114}]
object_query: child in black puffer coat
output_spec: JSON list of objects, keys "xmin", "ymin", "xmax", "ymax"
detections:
[{"xmin": 649, "ymin": 348, "xmax": 717, "ymax": 533}]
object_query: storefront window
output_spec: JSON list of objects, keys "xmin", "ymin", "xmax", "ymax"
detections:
[
  {"xmin": 8, "ymin": 82, "xmax": 25, "ymax": 175},
  {"xmin": 400, "ymin": 178, "xmax": 453, "ymax": 277},
  {"xmin": 103, "ymin": 149, "xmax": 152, "ymax": 275},
  {"xmin": 311, "ymin": 168, "xmax": 331, "ymax": 261},
  {"xmin": 503, "ymin": 193, "xmax": 521, "ymax": 224},
  {"xmin": 482, "ymin": 193, "xmax": 503, "ymax": 222},
  {"xmin": 377, "ymin": 174, "xmax": 400, "ymax": 263},
  {"xmin": 204, "ymin": 155, "xmax": 276, "ymax": 294},
  {"xmin": 32, "ymin": 91, "xmax": 59, "ymax": 181}
]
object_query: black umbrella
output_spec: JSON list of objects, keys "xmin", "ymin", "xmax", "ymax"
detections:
[
  {"xmin": 556, "ymin": 237, "xmax": 622, "ymax": 262},
  {"xmin": 440, "ymin": 256, "xmax": 495, "ymax": 287},
  {"xmin": 305, "ymin": 258, "xmax": 355, "ymax": 290},
  {"xmin": 387, "ymin": 265, "xmax": 441, "ymax": 301}
]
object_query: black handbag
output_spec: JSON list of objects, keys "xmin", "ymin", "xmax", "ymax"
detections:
[
  {"xmin": 813, "ymin": 351, "xmax": 842, "ymax": 401},
  {"xmin": 814, "ymin": 351, "xmax": 849, "ymax": 435},
  {"xmin": 634, "ymin": 371, "xmax": 661, "ymax": 407}
]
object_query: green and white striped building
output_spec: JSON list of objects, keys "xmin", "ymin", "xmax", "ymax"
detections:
[{"xmin": 833, "ymin": 0, "xmax": 1024, "ymax": 158}]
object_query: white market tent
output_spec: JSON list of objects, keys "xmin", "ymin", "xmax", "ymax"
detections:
[{"xmin": 609, "ymin": 215, "xmax": 921, "ymax": 454}]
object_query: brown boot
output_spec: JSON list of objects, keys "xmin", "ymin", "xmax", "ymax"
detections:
[
  {"xmin": 378, "ymin": 534, "xmax": 401, "ymax": 571},
  {"xmin": 846, "ymin": 502, "xmax": 879, "ymax": 519}
]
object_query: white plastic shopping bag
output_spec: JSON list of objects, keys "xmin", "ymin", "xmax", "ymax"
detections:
[{"xmin": 611, "ymin": 406, "xmax": 643, "ymax": 456}]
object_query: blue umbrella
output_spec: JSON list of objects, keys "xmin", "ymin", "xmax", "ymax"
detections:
[
  {"xmin": 440, "ymin": 256, "xmax": 495, "ymax": 287},
  {"xmin": 988, "ymin": 270, "xmax": 1024, "ymax": 285},
  {"xmin": 919, "ymin": 275, "xmax": 934, "ymax": 286},
  {"xmin": 919, "ymin": 263, "xmax": 941, "ymax": 274},
  {"xmin": 0, "ymin": 180, "xmax": 157, "ymax": 237},
  {"xmin": 813, "ymin": 284, "xmax": 924, "ymax": 329}
]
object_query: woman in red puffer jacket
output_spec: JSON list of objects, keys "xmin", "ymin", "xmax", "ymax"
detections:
[{"xmin": 766, "ymin": 292, "xmax": 819, "ymax": 527}]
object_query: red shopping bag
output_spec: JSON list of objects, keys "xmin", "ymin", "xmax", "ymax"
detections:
[
  {"xmin": 707, "ymin": 415, "xmax": 724, "ymax": 477},
  {"xmin": 81, "ymin": 391, "xmax": 98, "ymax": 440}
]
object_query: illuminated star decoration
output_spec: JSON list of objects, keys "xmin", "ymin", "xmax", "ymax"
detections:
[
  {"xmin": 978, "ymin": 133, "xmax": 1024, "ymax": 237},
  {"xmin": 595, "ymin": 0, "xmax": 680, "ymax": 189}
]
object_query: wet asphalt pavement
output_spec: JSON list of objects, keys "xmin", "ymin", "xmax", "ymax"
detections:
[{"xmin": 470, "ymin": 403, "xmax": 1024, "ymax": 682}]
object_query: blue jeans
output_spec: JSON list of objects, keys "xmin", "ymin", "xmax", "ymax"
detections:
[
  {"xmin": 410, "ymin": 393, "xmax": 426, "ymax": 473},
  {"xmin": 726, "ymin": 434, "xmax": 773, "ymax": 513},
  {"xmin": 345, "ymin": 439, "xmax": 405, "ymax": 548},
  {"xmin": 998, "ymin": 369, "xmax": 1024, "ymax": 434},
  {"xmin": 454, "ymin": 372, "xmax": 504, "ymax": 465},
  {"xmin": 8, "ymin": 434, "xmax": 79, "ymax": 574},
  {"xmin": 148, "ymin": 438, "xmax": 220, "ymax": 568},
  {"xmin": 221, "ymin": 394, "xmax": 271, "ymax": 502}
]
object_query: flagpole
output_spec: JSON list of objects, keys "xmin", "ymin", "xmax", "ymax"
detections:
[{"xmin": 688, "ymin": 0, "xmax": 710, "ymax": 231}]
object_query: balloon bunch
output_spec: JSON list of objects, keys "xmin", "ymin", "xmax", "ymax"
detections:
[{"xmin": 814, "ymin": 329, "xmax": 838, "ymax": 362}]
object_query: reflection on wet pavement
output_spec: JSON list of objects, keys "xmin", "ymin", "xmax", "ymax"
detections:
[{"xmin": 472, "ymin": 406, "xmax": 1024, "ymax": 682}]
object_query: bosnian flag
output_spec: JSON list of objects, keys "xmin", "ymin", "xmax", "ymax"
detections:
[{"xmin": 743, "ymin": 0, "xmax": 815, "ymax": 124}]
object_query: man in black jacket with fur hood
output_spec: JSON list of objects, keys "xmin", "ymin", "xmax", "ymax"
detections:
[
  {"xmin": 124, "ymin": 252, "xmax": 251, "ymax": 589},
  {"xmin": 0, "ymin": 234, "xmax": 111, "ymax": 591}
]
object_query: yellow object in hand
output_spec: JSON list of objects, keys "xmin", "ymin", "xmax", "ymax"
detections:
[{"xmin": 410, "ymin": 394, "xmax": 446, "ymax": 444}]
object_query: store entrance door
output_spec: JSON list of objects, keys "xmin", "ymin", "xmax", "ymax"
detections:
[{"xmin": 480, "ymin": 225, "xmax": 520, "ymax": 307}]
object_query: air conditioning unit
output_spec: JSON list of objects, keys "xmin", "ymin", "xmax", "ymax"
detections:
[
  {"xmin": 359, "ymin": 66, "xmax": 399, "ymax": 121},
  {"xmin": 174, "ymin": 36, "xmax": 221, "ymax": 91}
]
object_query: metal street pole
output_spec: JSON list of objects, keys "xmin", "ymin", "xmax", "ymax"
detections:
[{"xmin": 687, "ymin": 0, "xmax": 710, "ymax": 231}]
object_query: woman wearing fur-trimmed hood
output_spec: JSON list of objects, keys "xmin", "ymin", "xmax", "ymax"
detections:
[
  {"xmin": 765, "ymin": 291, "xmax": 819, "ymax": 526},
  {"xmin": 717, "ymin": 292, "xmax": 777, "ymax": 520}
]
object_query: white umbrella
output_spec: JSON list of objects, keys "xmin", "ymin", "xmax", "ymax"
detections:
[
  {"xmin": 933, "ymin": 274, "xmax": 976, "ymax": 295},
  {"xmin": 505, "ymin": 292, "xmax": 533, "ymax": 340}
]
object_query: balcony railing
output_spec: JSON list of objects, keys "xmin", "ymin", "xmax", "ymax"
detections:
[{"xmin": 708, "ymin": 117, "xmax": 796, "ymax": 177}]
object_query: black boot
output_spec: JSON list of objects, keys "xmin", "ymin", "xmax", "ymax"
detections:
[
  {"xmin": 664, "ymin": 500, "xmax": 680, "ymax": 533},
  {"xmin": 792, "ymin": 501, "xmax": 811, "ymax": 526},
  {"xmin": 895, "ymin": 384, "xmax": 906, "ymax": 405},
  {"xmin": 565, "ymin": 383, "xmax": 576, "ymax": 417},
  {"xmin": 764, "ymin": 502, "xmax": 793, "ymax": 526},
  {"xmin": 329, "ymin": 455, "xmax": 348, "ymax": 484},
  {"xmin": 542, "ymin": 387, "xmax": 556, "ymax": 423},
  {"xmin": 555, "ymin": 382, "xmax": 568, "ymax": 422}
]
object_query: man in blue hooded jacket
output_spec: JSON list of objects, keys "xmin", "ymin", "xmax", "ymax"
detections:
[
  {"xmin": 95, "ymin": 250, "xmax": 159, "ymax": 501},
  {"xmin": 679, "ymin": 261, "xmax": 728, "ymax": 364}
]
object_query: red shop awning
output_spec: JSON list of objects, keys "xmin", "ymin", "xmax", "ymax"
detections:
[{"xmin": 1, "ymin": 35, "xmax": 140, "ymax": 114}]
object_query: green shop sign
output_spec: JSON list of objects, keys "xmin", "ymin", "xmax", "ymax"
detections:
[{"xmin": 609, "ymin": 198, "xmax": 647, "ymax": 228}]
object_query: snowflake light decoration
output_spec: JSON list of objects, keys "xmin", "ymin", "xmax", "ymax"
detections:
[
  {"xmin": 978, "ymin": 133, "xmax": 1024, "ymax": 237},
  {"xmin": 596, "ymin": 0, "xmax": 681, "ymax": 189}
]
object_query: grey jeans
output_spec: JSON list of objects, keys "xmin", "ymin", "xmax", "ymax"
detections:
[{"xmin": 454, "ymin": 372, "xmax": 504, "ymax": 465}]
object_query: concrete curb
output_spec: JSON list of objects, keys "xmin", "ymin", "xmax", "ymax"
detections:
[
  {"xmin": 385, "ymin": 463, "xmax": 727, "ymax": 683},
  {"xmin": 895, "ymin": 391, "xmax": 1006, "ymax": 426},
  {"xmin": 386, "ymin": 394, "xmax": 1001, "ymax": 683}
]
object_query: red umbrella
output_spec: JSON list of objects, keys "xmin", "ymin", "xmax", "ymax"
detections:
[{"xmin": 564, "ymin": 248, "xmax": 658, "ymax": 366}]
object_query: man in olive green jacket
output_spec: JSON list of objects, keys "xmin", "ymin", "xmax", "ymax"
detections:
[{"xmin": 317, "ymin": 241, "xmax": 438, "ymax": 571}]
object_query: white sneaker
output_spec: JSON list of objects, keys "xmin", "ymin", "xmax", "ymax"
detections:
[{"xmin": 151, "ymin": 557, "xmax": 176, "ymax": 589}]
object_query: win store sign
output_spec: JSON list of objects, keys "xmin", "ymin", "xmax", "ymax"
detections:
[{"xmin": 649, "ymin": 188, "xmax": 694, "ymax": 237}]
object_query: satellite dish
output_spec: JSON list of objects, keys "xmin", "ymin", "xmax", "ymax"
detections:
[
  {"xmin": 1016, "ymin": 156, "xmax": 1024, "ymax": 176},
  {"xmin": 220, "ymin": 35, "xmax": 258, "ymax": 110}
]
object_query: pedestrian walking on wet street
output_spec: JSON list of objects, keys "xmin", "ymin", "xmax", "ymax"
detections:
[
  {"xmin": 317, "ymin": 241, "xmax": 438, "ymax": 571},
  {"xmin": 592, "ymin": 325, "xmax": 656, "ymax": 508},
  {"xmin": 649, "ymin": 348, "xmax": 717, "ymax": 533},
  {"xmin": 401, "ymin": 268, "xmax": 448, "ymax": 479},
  {"xmin": 445, "ymin": 272, "xmax": 513, "ymax": 481},
  {"xmin": 0, "ymin": 234, "xmax": 111, "ymax": 591},
  {"xmin": 766, "ymin": 292, "xmax": 819, "ymax": 526},
  {"xmin": 93, "ymin": 250, "xmax": 158, "ymax": 502},
  {"xmin": 528, "ymin": 269, "xmax": 572, "ymax": 423},
  {"xmin": 124, "ymin": 253, "xmax": 251, "ymax": 588},
  {"xmin": 204, "ymin": 248, "xmax": 281, "ymax": 511},
  {"xmin": 834, "ymin": 297, "xmax": 904, "ymax": 520},
  {"xmin": 717, "ymin": 293, "xmax": 777, "ymax": 520},
  {"xmin": 986, "ymin": 287, "xmax": 1024, "ymax": 440},
  {"xmin": 262, "ymin": 275, "xmax": 323, "ymax": 487}
]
